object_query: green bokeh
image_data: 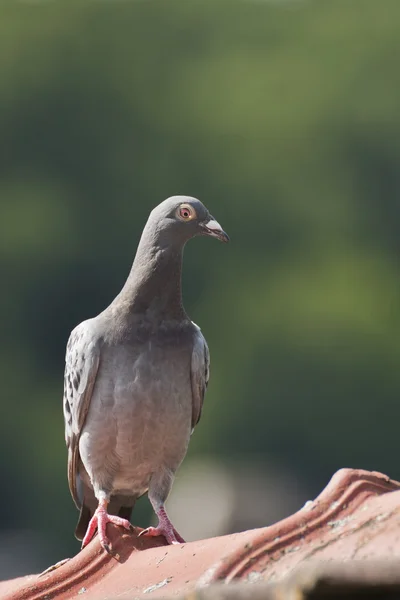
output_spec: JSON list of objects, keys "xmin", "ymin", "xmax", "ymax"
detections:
[{"xmin": 1, "ymin": 0, "xmax": 400, "ymax": 571}]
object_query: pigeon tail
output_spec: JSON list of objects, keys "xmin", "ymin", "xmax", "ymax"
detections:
[{"xmin": 75, "ymin": 503, "xmax": 92, "ymax": 541}]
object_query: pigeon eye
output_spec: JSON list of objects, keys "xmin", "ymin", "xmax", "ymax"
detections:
[{"xmin": 177, "ymin": 204, "xmax": 196, "ymax": 221}]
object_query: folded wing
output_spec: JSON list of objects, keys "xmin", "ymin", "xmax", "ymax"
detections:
[
  {"xmin": 63, "ymin": 321, "xmax": 101, "ymax": 508},
  {"xmin": 190, "ymin": 323, "xmax": 210, "ymax": 430}
]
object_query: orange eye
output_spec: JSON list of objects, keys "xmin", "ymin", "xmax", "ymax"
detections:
[{"xmin": 177, "ymin": 204, "xmax": 195, "ymax": 221}]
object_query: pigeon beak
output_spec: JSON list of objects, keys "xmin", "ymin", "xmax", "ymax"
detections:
[{"xmin": 201, "ymin": 218, "xmax": 230, "ymax": 243}]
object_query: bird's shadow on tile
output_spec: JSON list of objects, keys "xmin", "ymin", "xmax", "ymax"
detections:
[{"xmin": 108, "ymin": 525, "xmax": 168, "ymax": 564}]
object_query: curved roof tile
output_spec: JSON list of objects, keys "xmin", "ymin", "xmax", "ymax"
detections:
[{"xmin": 1, "ymin": 468, "xmax": 400, "ymax": 599}]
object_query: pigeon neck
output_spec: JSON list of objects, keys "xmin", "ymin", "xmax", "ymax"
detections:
[{"xmin": 116, "ymin": 234, "xmax": 186, "ymax": 319}]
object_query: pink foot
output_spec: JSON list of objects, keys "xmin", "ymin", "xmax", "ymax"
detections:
[
  {"xmin": 82, "ymin": 502, "xmax": 132, "ymax": 553},
  {"xmin": 138, "ymin": 507, "xmax": 185, "ymax": 545}
]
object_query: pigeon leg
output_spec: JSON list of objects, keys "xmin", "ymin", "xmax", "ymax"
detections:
[
  {"xmin": 81, "ymin": 498, "xmax": 131, "ymax": 553},
  {"xmin": 138, "ymin": 470, "xmax": 186, "ymax": 544},
  {"xmin": 138, "ymin": 506, "xmax": 186, "ymax": 544}
]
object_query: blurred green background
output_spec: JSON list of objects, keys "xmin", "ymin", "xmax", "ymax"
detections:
[{"xmin": 2, "ymin": 0, "xmax": 400, "ymax": 577}]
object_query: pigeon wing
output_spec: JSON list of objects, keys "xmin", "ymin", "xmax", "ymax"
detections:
[
  {"xmin": 190, "ymin": 323, "xmax": 210, "ymax": 430},
  {"xmin": 63, "ymin": 321, "xmax": 101, "ymax": 509}
]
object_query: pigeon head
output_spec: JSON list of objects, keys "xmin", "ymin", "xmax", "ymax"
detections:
[{"xmin": 148, "ymin": 196, "xmax": 229, "ymax": 246}]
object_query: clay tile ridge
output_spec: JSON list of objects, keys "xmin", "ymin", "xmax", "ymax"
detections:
[{"xmin": 1, "ymin": 468, "xmax": 400, "ymax": 600}]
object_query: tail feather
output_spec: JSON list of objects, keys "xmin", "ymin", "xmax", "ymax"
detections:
[
  {"xmin": 117, "ymin": 504, "xmax": 134, "ymax": 523},
  {"xmin": 75, "ymin": 503, "xmax": 92, "ymax": 541}
]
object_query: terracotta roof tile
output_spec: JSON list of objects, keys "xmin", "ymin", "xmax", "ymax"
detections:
[{"xmin": 1, "ymin": 468, "xmax": 400, "ymax": 599}]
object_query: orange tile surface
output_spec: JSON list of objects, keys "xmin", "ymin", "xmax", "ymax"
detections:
[{"xmin": 1, "ymin": 469, "xmax": 399, "ymax": 599}]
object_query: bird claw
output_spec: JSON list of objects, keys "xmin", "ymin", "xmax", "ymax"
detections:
[
  {"xmin": 138, "ymin": 526, "xmax": 158, "ymax": 538},
  {"xmin": 82, "ymin": 507, "xmax": 132, "ymax": 553},
  {"xmin": 138, "ymin": 525, "xmax": 184, "ymax": 545},
  {"xmin": 103, "ymin": 543, "xmax": 112, "ymax": 555}
]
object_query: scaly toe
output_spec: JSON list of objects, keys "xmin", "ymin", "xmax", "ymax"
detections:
[
  {"xmin": 138, "ymin": 526, "xmax": 158, "ymax": 538},
  {"xmin": 138, "ymin": 526, "xmax": 181, "ymax": 545},
  {"xmin": 172, "ymin": 528, "xmax": 186, "ymax": 544},
  {"xmin": 107, "ymin": 514, "xmax": 132, "ymax": 530},
  {"xmin": 82, "ymin": 514, "xmax": 100, "ymax": 549},
  {"xmin": 82, "ymin": 509, "xmax": 132, "ymax": 551}
]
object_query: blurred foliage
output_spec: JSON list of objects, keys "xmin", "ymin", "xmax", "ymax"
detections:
[{"xmin": 1, "ymin": 0, "xmax": 400, "ymax": 568}]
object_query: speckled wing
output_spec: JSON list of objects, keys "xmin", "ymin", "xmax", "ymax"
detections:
[
  {"xmin": 190, "ymin": 323, "xmax": 210, "ymax": 430},
  {"xmin": 63, "ymin": 321, "xmax": 101, "ymax": 509}
]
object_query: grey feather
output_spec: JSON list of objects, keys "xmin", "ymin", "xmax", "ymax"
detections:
[
  {"xmin": 190, "ymin": 322, "xmax": 210, "ymax": 430},
  {"xmin": 63, "ymin": 321, "xmax": 101, "ymax": 509},
  {"xmin": 62, "ymin": 196, "xmax": 228, "ymax": 541}
]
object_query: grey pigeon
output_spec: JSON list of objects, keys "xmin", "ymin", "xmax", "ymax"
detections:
[{"xmin": 63, "ymin": 196, "xmax": 229, "ymax": 552}]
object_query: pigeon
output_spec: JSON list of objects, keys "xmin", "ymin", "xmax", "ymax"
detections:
[{"xmin": 63, "ymin": 196, "xmax": 229, "ymax": 552}]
